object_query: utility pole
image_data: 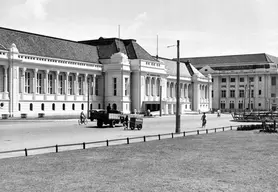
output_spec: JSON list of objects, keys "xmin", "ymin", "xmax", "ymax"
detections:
[
  {"xmin": 87, "ymin": 77, "xmax": 90, "ymax": 118},
  {"xmin": 159, "ymin": 85, "xmax": 162, "ymax": 116},
  {"xmin": 176, "ymin": 40, "xmax": 180, "ymax": 133},
  {"xmin": 248, "ymin": 79, "xmax": 251, "ymax": 111}
]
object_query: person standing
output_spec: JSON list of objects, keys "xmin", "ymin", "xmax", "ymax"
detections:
[
  {"xmin": 217, "ymin": 109, "xmax": 221, "ymax": 117},
  {"xmin": 201, "ymin": 112, "xmax": 207, "ymax": 128},
  {"xmin": 107, "ymin": 103, "xmax": 111, "ymax": 113}
]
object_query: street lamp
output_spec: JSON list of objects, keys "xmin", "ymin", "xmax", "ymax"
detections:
[{"xmin": 167, "ymin": 40, "xmax": 181, "ymax": 133}]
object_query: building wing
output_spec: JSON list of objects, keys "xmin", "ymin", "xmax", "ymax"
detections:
[{"xmin": 0, "ymin": 27, "xmax": 99, "ymax": 63}]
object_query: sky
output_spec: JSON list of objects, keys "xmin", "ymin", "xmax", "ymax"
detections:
[{"xmin": 1, "ymin": 0, "xmax": 278, "ymax": 59}]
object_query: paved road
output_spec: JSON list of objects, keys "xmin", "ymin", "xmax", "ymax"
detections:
[{"xmin": 0, "ymin": 113, "xmax": 254, "ymax": 150}]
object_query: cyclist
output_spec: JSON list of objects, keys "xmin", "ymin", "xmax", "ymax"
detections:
[{"xmin": 80, "ymin": 111, "xmax": 86, "ymax": 124}]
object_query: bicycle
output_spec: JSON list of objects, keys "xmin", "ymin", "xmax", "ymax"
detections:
[{"xmin": 78, "ymin": 118, "xmax": 88, "ymax": 125}]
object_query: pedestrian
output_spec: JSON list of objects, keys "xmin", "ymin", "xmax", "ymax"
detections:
[
  {"xmin": 134, "ymin": 108, "xmax": 137, "ymax": 114},
  {"xmin": 201, "ymin": 112, "xmax": 206, "ymax": 128},
  {"xmin": 217, "ymin": 109, "xmax": 221, "ymax": 117},
  {"xmin": 124, "ymin": 115, "xmax": 129, "ymax": 129},
  {"xmin": 107, "ymin": 103, "xmax": 111, "ymax": 113}
]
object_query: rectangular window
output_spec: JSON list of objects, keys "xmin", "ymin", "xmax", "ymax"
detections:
[
  {"xmin": 259, "ymin": 76, "xmax": 262, "ymax": 82},
  {"xmin": 230, "ymin": 90, "xmax": 235, "ymax": 98},
  {"xmin": 124, "ymin": 78, "xmax": 128, "ymax": 96},
  {"xmin": 230, "ymin": 78, "xmax": 235, "ymax": 83},
  {"xmin": 271, "ymin": 93, "xmax": 276, "ymax": 97},
  {"xmin": 258, "ymin": 90, "xmax": 262, "ymax": 95},
  {"xmin": 249, "ymin": 77, "xmax": 254, "ymax": 82},
  {"xmin": 251, "ymin": 90, "xmax": 254, "ymax": 97},
  {"xmin": 36, "ymin": 73, "xmax": 42, "ymax": 94},
  {"xmin": 78, "ymin": 76, "xmax": 82, "ymax": 95},
  {"xmin": 239, "ymin": 90, "xmax": 244, "ymax": 98},
  {"xmin": 95, "ymin": 78, "xmax": 99, "ymax": 96},
  {"xmin": 68, "ymin": 76, "xmax": 73, "ymax": 95},
  {"xmin": 58, "ymin": 74, "xmax": 63, "ymax": 94},
  {"xmin": 113, "ymin": 78, "xmax": 117, "ymax": 96},
  {"xmin": 271, "ymin": 77, "xmax": 276, "ymax": 85},
  {"xmin": 258, "ymin": 103, "xmax": 261, "ymax": 107},
  {"xmin": 221, "ymin": 78, "xmax": 226, "ymax": 83},
  {"xmin": 239, "ymin": 77, "xmax": 244, "ymax": 82},
  {"xmin": 229, "ymin": 102, "xmax": 235, "ymax": 109},
  {"xmin": 25, "ymin": 71, "xmax": 31, "ymax": 93},
  {"xmin": 221, "ymin": 90, "xmax": 226, "ymax": 98},
  {"xmin": 220, "ymin": 102, "xmax": 225, "ymax": 109},
  {"xmin": 48, "ymin": 74, "xmax": 53, "ymax": 94}
]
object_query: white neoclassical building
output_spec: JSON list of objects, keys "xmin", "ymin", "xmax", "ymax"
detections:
[
  {"xmin": 0, "ymin": 27, "xmax": 211, "ymax": 118},
  {"xmin": 180, "ymin": 53, "xmax": 278, "ymax": 111}
]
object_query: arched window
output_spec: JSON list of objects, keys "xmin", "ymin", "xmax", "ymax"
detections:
[
  {"xmin": 184, "ymin": 84, "xmax": 187, "ymax": 98},
  {"xmin": 81, "ymin": 103, "xmax": 84, "ymax": 110},
  {"xmin": 145, "ymin": 77, "xmax": 149, "ymax": 96},
  {"xmin": 112, "ymin": 103, "xmax": 117, "ymax": 110},
  {"xmin": 167, "ymin": 82, "xmax": 169, "ymax": 97},
  {"xmin": 170, "ymin": 83, "xmax": 173, "ymax": 97},
  {"xmin": 156, "ymin": 79, "xmax": 160, "ymax": 96},
  {"xmin": 188, "ymin": 84, "xmax": 192, "ymax": 99},
  {"xmin": 98, "ymin": 103, "xmax": 101, "ymax": 109},
  {"xmin": 151, "ymin": 78, "xmax": 155, "ymax": 96},
  {"xmin": 90, "ymin": 103, "xmax": 93, "ymax": 110},
  {"xmin": 52, "ymin": 103, "xmax": 55, "ymax": 111},
  {"xmin": 30, "ymin": 103, "xmax": 33, "ymax": 111},
  {"xmin": 41, "ymin": 103, "xmax": 44, "ymax": 111},
  {"xmin": 62, "ymin": 103, "xmax": 65, "ymax": 111},
  {"xmin": 72, "ymin": 103, "xmax": 75, "ymax": 110},
  {"xmin": 205, "ymin": 86, "xmax": 208, "ymax": 99}
]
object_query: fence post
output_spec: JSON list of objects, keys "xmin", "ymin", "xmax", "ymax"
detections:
[
  {"xmin": 56, "ymin": 145, "xmax": 58, "ymax": 153},
  {"xmin": 158, "ymin": 134, "xmax": 161, "ymax": 140},
  {"xmin": 127, "ymin": 138, "xmax": 129, "ymax": 144},
  {"xmin": 106, "ymin": 140, "xmax": 109, "ymax": 146},
  {"xmin": 215, "ymin": 128, "xmax": 216, "ymax": 133},
  {"xmin": 143, "ymin": 136, "xmax": 146, "ymax": 142},
  {"xmin": 222, "ymin": 127, "xmax": 225, "ymax": 131},
  {"xmin": 206, "ymin": 129, "xmax": 208, "ymax": 134},
  {"xmin": 183, "ymin": 131, "xmax": 185, "ymax": 137},
  {"xmin": 230, "ymin": 126, "xmax": 232, "ymax": 130},
  {"xmin": 172, "ymin": 133, "xmax": 174, "ymax": 138},
  {"xmin": 197, "ymin": 130, "xmax": 199, "ymax": 135},
  {"xmin": 24, "ymin": 148, "xmax": 28, "ymax": 156},
  {"xmin": 83, "ymin": 142, "xmax": 86, "ymax": 149}
]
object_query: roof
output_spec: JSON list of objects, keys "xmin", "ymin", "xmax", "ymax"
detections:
[
  {"xmin": 0, "ymin": 27, "xmax": 99, "ymax": 63},
  {"xmin": 157, "ymin": 57, "xmax": 205, "ymax": 78},
  {"xmin": 178, "ymin": 53, "xmax": 278, "ymax": 66},
  {"xmin": 79, "ymin": 38, "xmax": 156, "ymax": 61}
]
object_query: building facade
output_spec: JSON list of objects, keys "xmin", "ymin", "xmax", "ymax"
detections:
[
  {"xmin": 0, "ymin": 27, "xmax": 211, "ymax": 117},
  {"xmin": 180, "ymin": 54, "xmax": 278, "ymax": 111}
]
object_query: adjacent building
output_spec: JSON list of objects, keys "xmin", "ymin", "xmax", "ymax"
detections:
[
  {"xmin": 180, "ymin": 53, "xmax": 278, "ymax": 111},
  {"xmin": 0, "ymin": 27, "xmax": 211, "ymax": 118}
]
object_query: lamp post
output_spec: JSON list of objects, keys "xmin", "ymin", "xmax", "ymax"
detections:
[
  {"xmin": 167, "ymin": 40, "xmax": 181, "ymax": 133},
  {"xmin": 176, "ymin": 40, "xmax": 180, "ymax": 133}
]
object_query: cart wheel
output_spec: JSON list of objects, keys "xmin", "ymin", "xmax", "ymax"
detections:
[
  {"xmin": 84, "ymin": 119, "xmax": 88, "ymax": 125},
  {"xmin": 97, "ymin": 120, "xmax": 103, "ymax": 128},
  {"xmin": 137, "ymin": 124, "xmax": 142, "ymax": 130},
  {"xmin": 78, "ymin": 119, "xmax": 81, "ymax": 125},
  {"xmin": 130, "ymin": 126, "xmax": 135, "ymax": 130}
]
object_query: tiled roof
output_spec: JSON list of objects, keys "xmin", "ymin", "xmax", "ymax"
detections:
[
  {"xmin": 157, "ymin": 57, "xmax": 194, "ymax": 78},
  {"xmin": 0, "ymin": 27, "xmax": 99, "ymax": 63},
  {"xmin": 178, "ymin": 53, "xmax": 278, "ymax": 66},
  {"xmin": 79, "ymin": 38, "xmax": 156, "ymax": 61}
]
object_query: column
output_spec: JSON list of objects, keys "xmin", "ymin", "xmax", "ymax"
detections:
[
  {"xmin": 93, "ymin": 74, "xmax": 96, "ymax": 95},
  {"xmin": 154, "ymin": 77, "xmax": 157, "ymax": 96},
  {"xmin": 65, "ymin": 72, "xmax": 69, "ymax": 95},
  {"xmin": 4, "ymin": 66, "xmax": 8, "ymax": 93},
  {"xmin": 75, "ymin": 73, "xmax": 79, "ymax": 95},
  {"xmin": 45, "ymin": 70, "xmax": 49, "ymax": 94},
  {"xmin": 55, "ymin": 71, "xmax": 60, "ymax": 94},
  {"xmin": 84, "ymin": 74, "xmax": 88, "ymax": 95},
  {"xmin": 33, "ymin": 68, "xmax": 38, "ymax": 94}
]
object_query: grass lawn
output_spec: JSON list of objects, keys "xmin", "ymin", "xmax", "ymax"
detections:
[{"xmin": 1, "ymin": 130, "xmax": 278, "ymax": 192}]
